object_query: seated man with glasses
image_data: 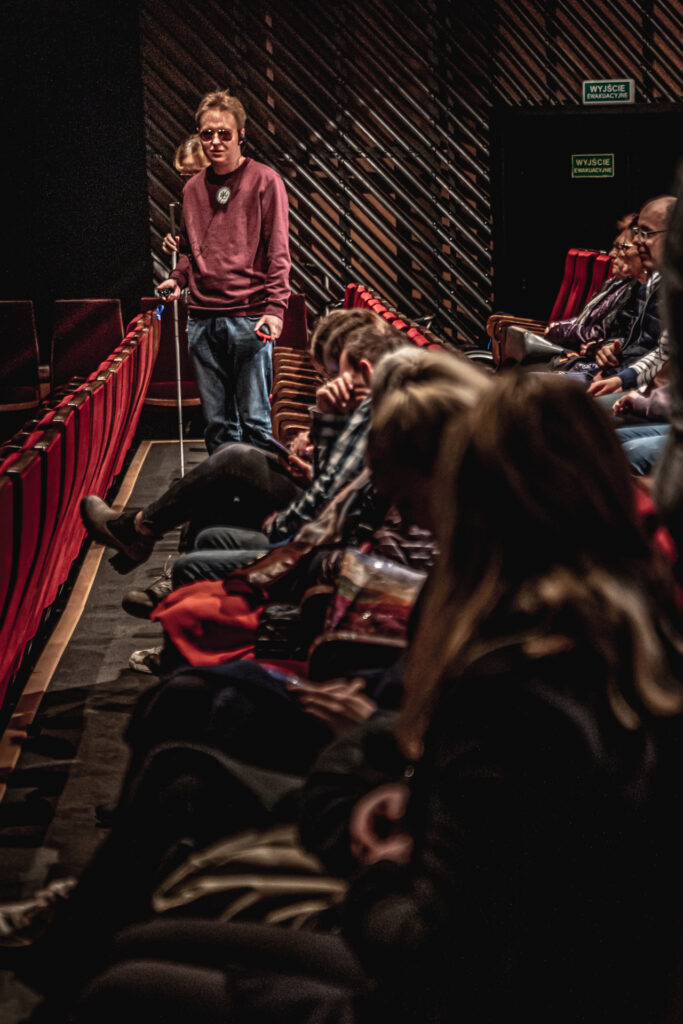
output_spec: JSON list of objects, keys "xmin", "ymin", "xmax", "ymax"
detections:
[{"xmin": 158, "ymin": 90, "xmax": 290, "ymax": 454}]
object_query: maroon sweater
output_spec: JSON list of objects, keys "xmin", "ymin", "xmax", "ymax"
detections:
[{"xmin": 171, "ymin": 159, "xmax": 290, "ymax": 318}]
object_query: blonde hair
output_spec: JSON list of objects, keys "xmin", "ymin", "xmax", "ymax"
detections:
[
  {"xmin": 369, "ymin": 347, "xmax": 490, "ymax": 476},
  {"xmin": 173, "ymin": 135, "xmax": 208, "ymax": 173},
  {"xmin": 195, "ymin": 90, "xmax": 247, "ymax": 132}
]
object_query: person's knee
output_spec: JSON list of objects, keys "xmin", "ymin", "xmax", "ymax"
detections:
[
  {"xmin": 194, "ymin": 526, "xmax": 237, "ymax": 550},
  {"xmin": 172, "ymin": 553, "xmax": 201, "ymax": 586},
  {"xmin": 211, "ymin": 440, "xmax": 253, "ymax": 463}
]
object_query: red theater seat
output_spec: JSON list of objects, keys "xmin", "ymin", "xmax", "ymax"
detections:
[
  {"xmin": 51, "ymin": 298, "xmax": 124, "ymax": 387},
  {"xmin": 0, "ymin": 476, "xmax": 14, "ymax": 631},
  {"xmin": 343, "ymin": 283, "xmax": 358, "ymax": 307},
  {"xmin": 546, "ymin": 249, "xmax": 580, "ymax": 323},
  {"xmin": 588, "ymin": 253, "xmax": 612, "ymax": 296},
  {"xmin": 140, "ymin": 298, "xmax": 199, "ymax": 406},
  {"xmin": 562, "ymin": 250, "xmax": 596, "ymax": 319},
  {"xmin": 0, "ymin": 301, "xmax": 41, "ymax": 412},
  {"xmin": 277, "ymin": 294, "xmax": 308, "ymax": 350},
  {"xmin": 15, "ymin": 432, "xmax": 64, "ymax": 645},
  {"xmin": 0, "ymin": 451, "xmax": 42, "ymax": 702}
]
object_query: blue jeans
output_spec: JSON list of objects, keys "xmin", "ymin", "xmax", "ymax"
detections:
[
  {"xmin": 616, "ymin": 424, "xmax": 670, "ymax": 475},
  {"xmin": 187, "ymin": 315, "xmax": 274, "ymax": 454},
  {"xmin": 172, "ymin": 526, "xmax": 269, "ymax": 586}
]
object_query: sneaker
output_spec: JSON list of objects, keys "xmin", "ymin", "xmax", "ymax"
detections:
[
  {"xmin": 129, "ymin": 646, "xmax": 163, "ymax": 675},
  {"xmin": 121, "ymin": 559, "xmax": 173, "ymax": 620},
  {"xmin": 0, "ymin": 878, "xmax": 77, "ymax": 948},
  {"xmin": 80, "ymin": 496, "xmax": 155, "ymax": 574}
]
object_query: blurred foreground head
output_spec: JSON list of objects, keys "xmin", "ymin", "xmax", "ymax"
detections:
[
  {"xmin": 367, "ymin": 346, "xmax": 491, "ymax": 529},
  {"xmin": 400, "ymin": 372, "xmax": 683, "ymax": 757}
]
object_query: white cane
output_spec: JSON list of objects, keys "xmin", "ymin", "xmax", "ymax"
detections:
[{"xmin": 169, "ymin": 202, "xmax": 185, "ymax": 477}]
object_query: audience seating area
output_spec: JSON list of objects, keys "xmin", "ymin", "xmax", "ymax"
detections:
[
  {"xmin": 271, "ymin": 346, "xmax": 323, "ymax": 444},
  {"xmin": 0, "ymin": 308, "xmax": 160, "ymax": 716},
  {"xmin": 0, "ymin": 261, "xmax": 629, "ymax": 722},
  {"xmin": 343, "ymin": 283, "xmax": 444, "ymax": 349},
  {"xmin": 487, "ymin": 248, "xmax": 612, "ymax": 367}
]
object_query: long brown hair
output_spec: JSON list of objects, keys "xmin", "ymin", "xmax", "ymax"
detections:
[{"xmin": 398, "ymin": 373, "xmax": 683, "ymax": 758}]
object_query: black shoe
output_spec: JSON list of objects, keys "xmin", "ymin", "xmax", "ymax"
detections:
[
  {"xmin": 121, "ymin": 560, "xmax": 173, "ymax": 619},
  {"xmin": 80, "ymin": 496, "xmax": 155, "ymax": 574}
]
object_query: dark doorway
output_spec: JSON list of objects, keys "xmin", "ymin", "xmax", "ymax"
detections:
[{"xmin": 491, "ymin": 104, "xmax": 683, "ymax": 320}]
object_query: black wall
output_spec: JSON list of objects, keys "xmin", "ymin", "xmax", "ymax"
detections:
[{"xmin": 0, "ymin": 0, "xmax": 152, "ymax": 359}]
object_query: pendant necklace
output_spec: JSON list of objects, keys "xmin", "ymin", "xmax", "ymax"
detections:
[{"xmin": 198, "ymin": 159, "xmax": 244, "ymax": 256}]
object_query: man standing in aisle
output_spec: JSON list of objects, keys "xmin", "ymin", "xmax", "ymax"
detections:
[{"xmin": 158, "ymin": 90, "xmax": 290, "ymax": 454}]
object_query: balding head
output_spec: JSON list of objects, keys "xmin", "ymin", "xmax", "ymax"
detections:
[
  {"xmin": 639, "ymin": 195, "xmax": 675, "ymax": 227},
  {"xmin": 635, "ymin": 195, "xmax": 676, "ymax": 271}
]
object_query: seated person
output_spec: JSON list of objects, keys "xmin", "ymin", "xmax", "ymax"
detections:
[
  {"xmin": 506, "ymin": 212, "xmax": 642, "ymax": 370},
  {"xmin": 547, "ymin": 211, "xmax": 643, "ymax": 352}
]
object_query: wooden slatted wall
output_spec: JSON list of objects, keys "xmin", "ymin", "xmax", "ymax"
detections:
[{"xmin": 141, "ymin": 0, "xmax": 682, "ymax": 346}]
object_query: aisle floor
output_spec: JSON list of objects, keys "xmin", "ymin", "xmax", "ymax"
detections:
[{"xmin": 0, "ymin": 439, "xmax": 205, "ymax": 1022}]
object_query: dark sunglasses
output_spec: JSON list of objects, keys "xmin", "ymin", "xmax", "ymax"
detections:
[{"xmin": 198, "ymin": 128, "xmax": 234, "ymax": 142}]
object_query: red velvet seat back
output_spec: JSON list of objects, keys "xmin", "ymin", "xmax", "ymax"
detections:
[
  {"xmin": 547, "ymin": 249, "xmax": 579, "ymax": 323},
  {"xmin": 587, "ymin": 253, "xmax": 612, "ymax": 299},
  {"xmin": 563, "ymin": 250, "xmax": 596, "ymax": 319},
  {"xmin": 277, "ymin": 294, "xmax": 308, "ymax": 350},
  {"xmin": 140, "ymin": 298, "xmax": 198, "ymax": 403},
  {"xmin": 343, "ymin": 283, "xmax": 358, "ymax": 308},
  {"xmin": 51, "ymin": 299, "xmax": 124, "ymax": 387},
  {"xmin": 17, "ymin": 432, "xmax": 64, "ymax": 641},
  {"xmin": 0, "ymin": 452, "xmax": 42, "ymax": 702},
  {"xmin": 0, "ymin": 301, "xmax": 40, "ymax": 409}
]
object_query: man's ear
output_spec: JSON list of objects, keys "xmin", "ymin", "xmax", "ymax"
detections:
[{"xmin": 359, "ymin": 358, "xmax": 374, "ymax": 386}]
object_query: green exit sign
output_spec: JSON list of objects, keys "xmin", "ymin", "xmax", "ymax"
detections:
[
  {"xmin": 571, "ymin": 154, "xmax": 615, "ymax": 179},
  {"xmin": 583, "ymin": 79, "xmax": 635, "ymax": 104}
]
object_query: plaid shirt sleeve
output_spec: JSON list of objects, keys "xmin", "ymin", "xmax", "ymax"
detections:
[{"xmin": 268, "ymin": 397, "xmax": 372, "ymax": 542}]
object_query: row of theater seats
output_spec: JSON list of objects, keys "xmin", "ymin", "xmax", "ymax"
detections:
[
  {"xmin": 343, "ymin": 284, "xmax": 443, "ymax": 349},
  {"xmin": 271, "ymin": 345, "xmax": 324, "ymax": 444},
  {"xmin": 0, "ymin": 310, "xmax": 160, "ymax": 715},
  {"xmin": 0, "ymin": 299, "xmax": 125, "ymax": 413},
  {"xmin": 487, "ymin": 248, "xmax": 612, "ymax": 367}
]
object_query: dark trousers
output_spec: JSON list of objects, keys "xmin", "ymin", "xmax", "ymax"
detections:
[
  {"xmin": 141, "ymin": 441, "xmax": 303, "ymax": 542},
  {"xmin": 30, "ymin": 742, "xmax": 303, "ymax": 1003},
  {"xmin": 79, "ymin": 920, "xmax": 367, "ymax": 1024}
]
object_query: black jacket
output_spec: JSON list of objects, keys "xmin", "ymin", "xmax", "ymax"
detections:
[{"xmin": 341, "ymin": 639, "xmax": 683, "ymax": 1024}]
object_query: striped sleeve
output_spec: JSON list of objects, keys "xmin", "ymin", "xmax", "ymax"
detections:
[{"xmin": 618, "ymin": 331, "xmax": 669, "ymax": 390}]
